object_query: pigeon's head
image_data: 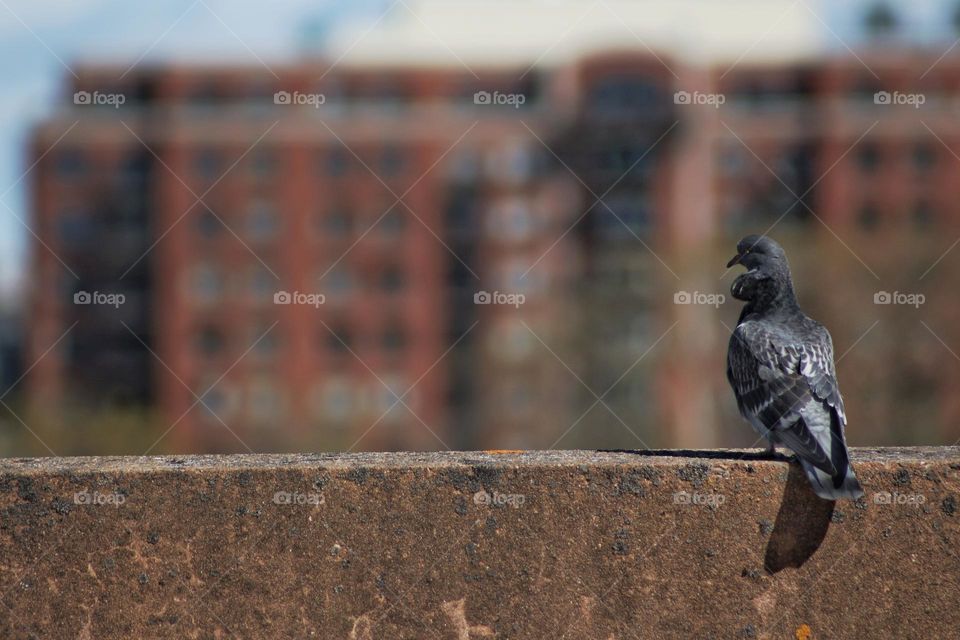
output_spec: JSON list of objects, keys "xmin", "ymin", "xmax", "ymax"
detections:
[
  {"xmin": 726, "ymin": 235, "xmax": 796, "ymax": 307},
  {"xmin": 726, "ymin": 235, "xmax": 787, "ymax": 271}
]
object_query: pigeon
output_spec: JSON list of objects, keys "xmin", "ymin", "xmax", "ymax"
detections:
[{"xmin": 725, "ymin": 235, "xmax": 863, "ymax": 500}]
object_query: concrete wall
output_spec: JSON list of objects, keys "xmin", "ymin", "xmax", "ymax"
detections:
[{"xmin": 1, "ymin": 448, "xmax": 958, "ymax": 638}]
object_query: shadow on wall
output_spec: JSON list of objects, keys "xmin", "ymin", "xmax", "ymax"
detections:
[
  {"xmin": 607, "ymin": 448, "xmax": 835, "ymax": 573},
  {"xmin": 764, "ymin": 463, "xmax": 834, "ymax": 574}
]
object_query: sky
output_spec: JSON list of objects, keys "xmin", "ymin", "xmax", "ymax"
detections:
[{"xmin": 0, "ymin": 0, "xmax": 951, "ymax": 302}]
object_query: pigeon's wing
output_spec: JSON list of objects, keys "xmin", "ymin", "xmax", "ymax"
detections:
[
  {"xmin": 727, "ymin": 320, "xmax": 842, "ymax": 476},
  {"xmin": 795, "ymin": 326, "xmax": 846, "ymax": 426}
]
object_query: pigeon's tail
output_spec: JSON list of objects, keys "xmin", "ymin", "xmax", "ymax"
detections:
[{"xmin": 800, "ymin": 458, "xmax": 864, "ymax": 501}]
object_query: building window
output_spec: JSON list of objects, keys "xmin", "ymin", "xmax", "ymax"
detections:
[
  {"xmin": 857, "ymin": 203, "xmax": 880, "ymax": 230},
  {"xmin": 323, "ymin": 205, "xmax": 351, "ymax": 236},
  {"xmin": 912, "ymin": 144, "xmax": 936, "ymax": 172},
  {"xmin": 599, "ymin": 145, "xmax": 655, "ymax": 175},
  {"xmin": 195, "ymin": 378, "xmax": 239, "ymax": 421},
  {"xmin": 194, "ymin": 149, "xmax": 222, "ymax": 181},
  {"xmin": 588, "ymin": 75, "xmax": 662, "ymax": 114},
  {"xmin": 195, "ymin": 326, "xmax": 225, "ymax": 355},
  {"xmin": 195, "ymin": 209, "xmax": 221, "ymax": 238},
  {"xmin": 489, "ymin": 320, "xmax": 535, "ymax": 363},
  {"xmin": 248, "ymin": 266, "xmax": 274, "ymax": 302},
  {"xmin": 321, "ymin": 266, "xmax": 353, "ymax": 299},
  {"xmin": 326, "ymin": 325, "xmax": 353, "ymax": 353},
  {"xmin": 720, "ymin": 146, "xmax": 748, "ymax": 177},
  {"xmin": 191, "ymin": 264, "xmax": 224, "ymax": 303},
  {"xmin": 55, "ymin": 149, "xmax": 86, "ymax": 180},
  {"xmin": 248, "ymin": 379, "xmax": 283, "ymax": 421},
  {"xmin": 382, "ymin": 323, "xmax": 406, "ymax": 351},
  {"xmin": 381, "ymin": 265, "xmax": 405, "ymax": 293},
  {"xmin": 58, "ymin": 209, "xmax": 94, "ymax": 249},
  {"xmin": 199, "ymin": 387, "xmax": 227, "ymax": 418},
  {"xmin": 245, "ymin": 79, "xmax": 275, "ymax": 105},
  {"xmin": 594, "ymin": 194, "xmax": 651, "ymax": 239},
  {"xmin": 380, "ymin": 146, "xmax": 405, "ymax": 176},
  {"xmin": 246, "ymin": 200, "xmax": 279, "ymax": 240},
  {"xmin": 912, "ymin": 201, "xmax": 934, "ymax": 229},
  {"xmin": 376, "ymin": 374, "xmax": 407, "ymax": 418},
  {"xmin": 486, "ymin": 143, "xmax": 534, "ymax": 185},
  {"xmin": 188, "ymin": 81, "xmax": 222, "ymax": 106},
  {"xmin": 312, "ymin": 378, "xmax": 354, "ymax": 423},
  {"xmin": 248, "ymin": 149, "xmax": 277, "ymax": 180},
  {"xmin": 251, "ymin": 324, "xmax": 280, "ymax": 360},
  {"xmin": 379, "ymin": 207, "xmax": 405, "ymax": 236},
  {"xmin": 117, "ymin": 152, "xmax": 149, "ymax": 190},
  {"xmin": 445, "ymin": 190, "xmax": 475, "ymax": 236},
  {"xmin": 856, "ymin": 143, "xmax": 881, "ymax": 173},
  {"xmin": 487, "ymin": 198, "xmax": 533, "ymax": 241},
  {"xmin": 449, "ymin": 150, "xmax": 481, "ymax": 183},
  {"xmin": 326, "ymin": 146, "xmax": 349, "ymax": 176},
  {"xmin": 499, "ymin": 260, "xmax": 545, "ymax": 295},
  {"xmin": 114, "ymin": 191, "xmax": 147, "ymax": 224}
]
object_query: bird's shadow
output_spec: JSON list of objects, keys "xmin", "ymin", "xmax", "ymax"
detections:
[
  {"xmin": 763, "ymin": 462, "xmax": 834, "ymax": 573},
  {"xmin": 599, "ymin": 448, "xmax": 795, "ymax": 462},
  {"xmin": 601, "ymin": 449, "xmax": 834, "ymax": 573}
]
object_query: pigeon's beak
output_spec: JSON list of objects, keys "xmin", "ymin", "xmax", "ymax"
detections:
[{"xmin": 726, "ymin": 252, "xmax": 743, "ymax": 268}]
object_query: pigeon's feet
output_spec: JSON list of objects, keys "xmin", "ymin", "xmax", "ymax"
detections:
[{"xmin": 759, "ymin": 442, "xmax": 792, "ymax": 462}]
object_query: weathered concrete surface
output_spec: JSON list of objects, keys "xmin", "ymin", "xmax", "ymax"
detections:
[{"xmin": 0, "ymin": 448, "xmax": 958, "ymax": 639}]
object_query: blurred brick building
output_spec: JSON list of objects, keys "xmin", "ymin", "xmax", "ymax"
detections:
[
  {"xmin": 27, "ymin": 62, "xmax": 586, "ymax": 452},
  {"xmin": 26, "ymin": 46, "xmax": 960, "ymax": 452}
]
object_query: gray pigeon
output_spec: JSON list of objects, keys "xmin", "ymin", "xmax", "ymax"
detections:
[{"xmin": 726, "ymin": 235, "xmax": 863, "ymax": 500}]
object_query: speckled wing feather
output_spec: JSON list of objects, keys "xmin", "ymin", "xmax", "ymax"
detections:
[{"xmin": 726, "ymin": 319, "xmax": 846, "ymax": 477}]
